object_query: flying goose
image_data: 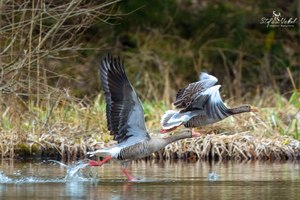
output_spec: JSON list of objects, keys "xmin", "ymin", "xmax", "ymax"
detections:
[
  {"xmin": 160, "ymin": 72, "xmax": 257, "ymax": 133},
  {"xmin": 87, "ymin": 55, "xmax": 200, "ymax": 181}
]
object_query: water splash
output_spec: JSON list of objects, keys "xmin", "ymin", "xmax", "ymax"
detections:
[
  {"xmin": 0, "ymin": 172, "xmax": 13, "ymax": 183},
  {"xmin": 0, "ymin": 171, "xmax": 62, "ymax": 184},
  {"xmin": 45, "ymin": 160, "xmax": 101, "ymax": 182},
  {"xmin": 0, "ymin": 160, "xmax": 98, "ymax": 184},
  {"xmin": 208, "ymin": 172, "xmax": 220, "ymax": 181},
  {"xmin": 48, "ymin": 160, "xmax": 91, "ymax": 181}
]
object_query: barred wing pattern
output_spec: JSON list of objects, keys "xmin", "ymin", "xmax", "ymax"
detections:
[
  {"xmin": 173, "ymin": 72, "xmax": 218, "ymax": 112},
  {"xmin": 100, "ymin": 55, "xmax": 150, "ymax": 144}
]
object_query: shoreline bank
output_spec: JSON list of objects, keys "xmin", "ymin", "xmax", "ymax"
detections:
[{"xmin": 6, "ymin": 132, "xmax": 300, "ymax": 161}]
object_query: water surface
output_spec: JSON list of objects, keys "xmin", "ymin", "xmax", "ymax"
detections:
[{"xmin": 0, "ymin": 160, "xmax": 299, "ymax": 200}]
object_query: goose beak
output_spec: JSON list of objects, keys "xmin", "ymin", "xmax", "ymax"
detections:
[
  {"xmin": 192, "ymin": 132, "xmax": 201, "ymax": 138},
  {"xmin": 192, "ymin": 130, "xmax": 201, "ymax": 138},
  {"xmin": 250, "ymin": 107, "xmax": 258, "ymax": 112}
]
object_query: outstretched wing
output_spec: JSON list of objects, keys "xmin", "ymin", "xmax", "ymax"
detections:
[
  {"xmin": 173, "ymin": 72, "xmax": 218, "ymax": 110},
  {"xmin": 100, "ymin": 55, "xmax": 150, "ymax": 144},
  {"xmin": 193, "ymin": 85, "xmax": 230, "ymax": 119}
]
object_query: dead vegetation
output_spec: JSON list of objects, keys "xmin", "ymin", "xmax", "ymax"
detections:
[
  {"xmin": 160, "ymin": 133, "xmax": 300, "ymax": 161},
  {"xmin": 0, "ymin": 0, "xmax": 119, "ymax": 96}
]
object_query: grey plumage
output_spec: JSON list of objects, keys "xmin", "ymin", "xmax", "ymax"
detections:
[
  {"xmin": 161, "ymin": 73, "xmax": 254, "ymax": 132},
  {"xmin": 88, "ymin": 55, "xmax": 197, "ymax": 180},
  {"xmin": 99, "ymin": 55, "xmax": 149, "ymax": 144},
  {"xmin": 116, "ymin": 131, "xmax": 191, "ymax": 161},
  {"xmin": 174, "ymin": 72, "xmax": 218, "ymax": 110}
]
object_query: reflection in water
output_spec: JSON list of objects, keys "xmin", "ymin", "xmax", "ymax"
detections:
[
  {"xmin": 66, "ymin": 181, "xmax": 85, "ymax": 199},
  {"xmin": 0, "ymin": 160, "xmax": 299, "ymax": 200}
]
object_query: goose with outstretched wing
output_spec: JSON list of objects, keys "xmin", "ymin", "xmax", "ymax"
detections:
[
  {"xmin": 160, "ymin": 73, "xmax": 257, "ymax": 134},
  {"xmin": 87, "ymin": 55, "xmax": 200, "ymax": 181}
]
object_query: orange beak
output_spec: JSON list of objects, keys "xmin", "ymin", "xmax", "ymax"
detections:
[
  {"xmin": 192, "ymin": 132, "xmax": 201, "ymax": 138},
  {"xmin": 250, "ymin": 107, "xmax": 259, "ymax": 112}
]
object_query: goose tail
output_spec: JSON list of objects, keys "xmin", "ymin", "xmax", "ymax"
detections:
[
  {"xmin": 87, "ymin": 149, "xmax": 114, "ymax": 158},
  {"xmin": 160, "ymin": 110, "xmax": 185, "ymax": 133}
]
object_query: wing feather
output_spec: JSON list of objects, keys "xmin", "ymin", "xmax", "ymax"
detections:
[
  {"xmin": 100, "ymin": 55, "xmax": 149, "ymax": 144},
  {"xmin": 201, "ymin": 85, "xmax": 230, "ymax": 120},
  {"xmin": 174, "ymin": 72, "xmax": 218, "ymax": 110}
]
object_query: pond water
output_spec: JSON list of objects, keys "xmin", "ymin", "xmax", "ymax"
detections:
[{"xmin": 0, "ymin": 159, "xmax": 299, "ymax": 200}]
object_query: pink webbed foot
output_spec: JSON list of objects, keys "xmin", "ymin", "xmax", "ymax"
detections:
[
  {"xmin": 122, "ymin": 168, "xmax": 139, "ymax": 181},
  {"xmin": 160, "ymin": 124, "xmax": 181, "ymax": 134},
  {"xmin": 88, "ymin": 155, "xmax": 113, "ymax": 167},
  {"xmin": 88, "ymin": 160, "xmax": 101, "ymax": 166}
]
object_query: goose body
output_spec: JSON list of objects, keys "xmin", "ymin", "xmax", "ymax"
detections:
[
  {"xmin": 160, "ymin": 73, "xmax": 256, "ymax": 133},
  {"xmin": 90, "ymin": 132, "xmax": 191, "ymax": 162},
  {"xmin": 87, "ymin": 55, "xmax": 198, "ymax": 180}
]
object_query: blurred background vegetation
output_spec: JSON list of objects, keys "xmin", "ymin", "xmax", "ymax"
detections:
[
  {"xmin": 1, "ymin": 0, "xmax": 299, "ymax": 102},
  {"xmin": 0, "ymin": 0, "xmax": 299, "ymax": 158}
]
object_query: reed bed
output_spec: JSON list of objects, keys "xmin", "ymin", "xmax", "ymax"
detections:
[
  {"xmin": 160, "ymin": 133, "xmax": 300, "ymax": 161},
  {"xmin": 1, "ymin": 90, "xmax": 299, "ymax": 161}
]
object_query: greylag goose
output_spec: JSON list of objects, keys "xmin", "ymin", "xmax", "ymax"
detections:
[
  {"xmin": 160, "ymin": 72, "xmax": 257, "ymax": 133},
  {"xmin": 87, "ymin": 55, "xmax": 199, "ymax": 181}
]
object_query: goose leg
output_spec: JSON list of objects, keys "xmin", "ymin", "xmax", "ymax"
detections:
[
  {"xmin": 122, "ymin": 168, "xmax": 137, "ymax": 181},
  {"xmin": 122, "ymin": 162, "xmax": 138, "ymax": 181},
  {"xmin": 88, "ymin": 155, "xmax": 113, "ymax": 166}
]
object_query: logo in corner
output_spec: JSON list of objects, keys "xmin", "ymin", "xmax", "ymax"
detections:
[{"xmin": 260, "ymin": 11, "xmax": 297, "ymax": 28}]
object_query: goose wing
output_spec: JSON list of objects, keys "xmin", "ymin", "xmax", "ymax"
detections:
[
  {"xmin": 191, "ymin": 85, "xmax": 230, "ymax": 120},
  {"xmin": 173, "ymin": 72, "xmax": 218, "ymax": 110},
  {"xmin": 100, "ymin": 55, "xmax": 150, "ymax": 144}
]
